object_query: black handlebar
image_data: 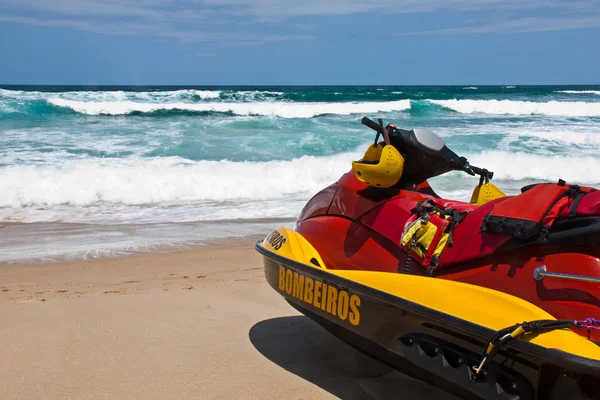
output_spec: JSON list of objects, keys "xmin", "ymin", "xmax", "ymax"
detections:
[
  {"xmin": 467, "ymin": 164, "xmax": 494, "ymax": 180},
  {"xmin": 362, "ymin": 116, "xmax": 494, "ymax": 180},
  {"xmin": 361, "ymin": 117, "xmax": 383, "ymax": 134}
]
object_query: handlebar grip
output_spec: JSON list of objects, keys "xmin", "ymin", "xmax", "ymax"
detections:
[
  {"xmin": 470, "ymin": 165, "xmax": 494, "ymax": 180},
  {"xmin": 361, "ymin": 117, "xmax": 383, "ymax": 133}
]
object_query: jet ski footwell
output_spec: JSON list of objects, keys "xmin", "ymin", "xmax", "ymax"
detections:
[{"xmin": 255, "ymin": 227, "xmax": 600, "ymax": 400}]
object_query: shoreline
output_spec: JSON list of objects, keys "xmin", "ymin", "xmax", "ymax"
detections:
[
  {"xmin": 0, "ymin": 234, "xmax": 266, "ymax": 267},
  {"xmin": 0, "ymin": 219, "xmax": 294, "ymax": 264}
]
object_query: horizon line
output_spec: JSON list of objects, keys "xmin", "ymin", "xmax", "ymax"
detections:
[{"xmin": 2, "ymin": 83, "xmax": 600, "ymax": 88}]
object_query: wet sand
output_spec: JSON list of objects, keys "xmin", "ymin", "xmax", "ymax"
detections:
[{"xmin": 0, "ymin": 238, "xmax": 458, "ymax": 399}]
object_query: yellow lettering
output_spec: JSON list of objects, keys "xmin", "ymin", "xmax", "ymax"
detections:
[
  {"xmin": 349, "ymin": 295, "xmax": 361, "ymax": 326},
  {"xmin": 304, "ymin": 277, "xmax": 314, "ymax": 304},
  {"xmin": 292, "ymin": 272, "xmax": 304, "ymax": 300},
  {"xmin": 326, "ymin": 286, "xmax": 338, "ymax": 316},
  {"xmin": 278, "ymin": 266, "xmax": 285, "ymax": 291},
  {"xmin": 277, "ymin": 268, "xmax": 360, "ymax": 326},
  {"xmin": 337, "ymin": 291, "xmax": 349, "ymax": 320},
  {"xmin": 314, "ymin": 281, "xmax": 322, "ymax": 308},
  {"xmin": 285, "ymin": 269, "xmax": 293, "ymax": 294},
  {"xmin": 320, "ymin": 283, "xmax": 328, "ymax": 311}
]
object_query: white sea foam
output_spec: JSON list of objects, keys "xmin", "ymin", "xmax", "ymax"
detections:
[
  {"xmin": 48, "ymin": 98, "xmax": 412, "ymax": 118},
  {"xmin": 463, "ymin": 87, "xmax": 479, "ymax": 90},
  {"xmin": 466, "ymin": 151, "xmax": 600, "ymax": 183},
  {"xmin": 226, "ymin": 90, "xmax": 284, "ymax": 100},
  {"xmin": 0, "ymin": 154, "xmax": 359, "ymax": 209},
  {"xmin": 556, "ymin": 90, "xmax": 600, "ymax": 95},
  {"xmin": 431, "ymin": 99, "xmax": 600, "ymax": 117},
  {"xmin": 515, "ymin": 130, "xmax": 600, "ymax": 146},
  {"xmin": 128, "ymin": 89, "xmax": 221, "ymax": 100},
  {"xmin": 0, "ymin": 88, "xmax": 221, "ymax": 102},
  {"xmin": 0, "ymin": 153, "xmax": 360, "ymax": 224},
  {"xmin": 3, "ymin": 149, "xmax": 600, "ymax": 224}
]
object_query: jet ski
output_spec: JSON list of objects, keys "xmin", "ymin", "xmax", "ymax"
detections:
[
  {"xmin": 288, "ymin": 116, "xmax": 600, "ymax": 341},
  {"xmin": 255, "ymin": 116, "xmax": 600, "ymax": 399}
]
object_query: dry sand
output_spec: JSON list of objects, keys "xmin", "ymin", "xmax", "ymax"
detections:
[{"xmin": 0, "ymin": 237, "xmax": 459, "ymax": 400}]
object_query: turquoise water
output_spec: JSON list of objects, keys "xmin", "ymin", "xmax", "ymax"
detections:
[{"xmin": 2, "ymin": 85, "xmax": 600, "ymax": 232}]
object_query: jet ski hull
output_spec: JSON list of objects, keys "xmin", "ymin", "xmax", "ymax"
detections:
[
  {"xmin": 256, "ymin": 228, "xmax": 600, "ymax": 400},
  {"xmin": 296, "ymin": 215, "xmax": 600, "ymax": 341}
]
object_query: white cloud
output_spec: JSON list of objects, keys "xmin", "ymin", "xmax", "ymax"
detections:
[
  {"xmin": 397, "ymin": 14, "xmax": 600, "ymax": 35},
  {"xmin": 1, "ymin": 0, "xmax": 598, "ymax": 42},
  {"xmin": 191, "ymin": 0, "xmax": 598, "ymax": 18}
]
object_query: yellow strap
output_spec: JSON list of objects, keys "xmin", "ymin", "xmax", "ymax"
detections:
[
  {"xmin": 415, "ymin": 222, "xmax": 438, "ymax": 251},
  {"xmin": 484, "ymin": 326, "xmax": 525, "ymax": 356},
  {"xmin": 510, "ymin": 326, "xmax": 525, "ymax": 338},
  {"xmin": 433, "ymin": 233, "xmax": 449, "ymax": 257},
  {"xmin": 402, "ymin": 217, "xmax": 451, "ymax": 261},
  {"xmin": 400, "ymin": 219, "xmax": 423, "ymax": 247}
]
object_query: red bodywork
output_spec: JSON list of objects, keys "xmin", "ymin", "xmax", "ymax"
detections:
[{"xmin": 296, "ymin": 172, "xmax": 600, "ymax": 341}]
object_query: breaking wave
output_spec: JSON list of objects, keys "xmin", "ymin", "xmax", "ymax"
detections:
[
  {"xmin": 556, "ymin": 90, "xmax": 600, "ymax": 95},
  {"xmin": 47, "ymin": 98, "xmax": 412, "ymax": 118},
  {"xmin": 431, "ymin": 99, "xmax": 600, "ymax": 117},
  {"xmin": 0, "ymin": 154, "xmax": 358, "ymax": 208},
  {"xmin": 4, "ymin": 87, "xmax": 600, "ymax": 118},
  {"xmin": 2, "ymin": 150, "xmax": 600, "ymax": 211},
  {"xmin": 466, "ymin": 151, "xmax": 600, "ymax": 184},
  {"xmin": 0, "ymin": 88, "xmax": 222, "ymax": 102}
]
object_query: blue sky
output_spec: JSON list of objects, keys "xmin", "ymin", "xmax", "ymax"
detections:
[{"xmin": 1, "ymin": 0, "xmax": 599, "ymax": 85}]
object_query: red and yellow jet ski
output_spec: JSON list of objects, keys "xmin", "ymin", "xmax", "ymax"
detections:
[{"xmin": 255, "ymin": 116, "xmax": 600, "ymax": 399}]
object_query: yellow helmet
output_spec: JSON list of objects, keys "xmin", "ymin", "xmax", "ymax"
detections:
[{"xmin": 352, "ymin": 143, "xmax": 404, "ymax": 188}]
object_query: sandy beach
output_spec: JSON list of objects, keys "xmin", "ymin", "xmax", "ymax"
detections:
[{"xmin": 0, "ymin": 237, "xmax": 460, "ymax": 400}]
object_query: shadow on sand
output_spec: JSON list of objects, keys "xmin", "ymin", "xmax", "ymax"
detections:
[{"xmin": 249, "ymin": 316, "xmax": 460, "ymax": 400}]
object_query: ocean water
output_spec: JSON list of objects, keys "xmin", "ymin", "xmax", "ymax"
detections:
[{"xmin": 2, "ymin": 85, "xmax": 600, "ymax": 261}]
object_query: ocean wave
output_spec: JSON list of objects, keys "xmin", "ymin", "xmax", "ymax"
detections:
[
  {"xmin": 29, "ymin": 97, "xmax": 600, "ymax": 118},
  {"xmin": 3, "ymin": 150, "xmax": 600, "ymax": 210},
  {"xmin": 513, "ymin": 130, "xmax": 600, "ymax": 146},
  {"xmin": 47, "ymin": 98, "xmax": 412, "ymax": 118},
  {"xmin": 6, "ymin": 88, "xmax": 600, "ymax": 119},
  {"xmin": 0, "ymin": 154, "xmax": 359, "ymax": 208},
  {"xmin": 0, "ymin": 88, "xmax": 223, "ymax": 102},
  {"xmin": 222, "ymin": 90, "xmax": 284, "ymax": 101},
  {"xmin": 463, "ymin": 87, "xmax": 479, "ymax": 90},
  {"xmin": 0, "ymin": 88, "xmax": 286, "ymax": 104},
  {"xmin": 431, "ymin": 99, "xmax": 600, "ymax": 117},
  {"xmin": 556, "ymin": 90, "xmax": 600, "ymax": 95},
  {"xmin": 466, "ymin": 151, "xmax": 600, "ymax": 183}
]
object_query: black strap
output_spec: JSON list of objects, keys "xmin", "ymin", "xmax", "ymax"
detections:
[
  {"xmin": 537, "ymin": 185, "xmax": 581, "ymax": 227},
  {"xmin": 374, "ymin": 119, "xmax": 383, "ymax": 145},
  {"xmin": 411, "ymin": 200, "xmax": 445, "ymax": 217},
  {"xmin": 569, "ymin": 191, "xmax": 586, "ymax": 217},
  {"xmin": 373, "ymin": 131, "xmax": 380, "ymax": 146},
  {"xmin": 445, "ymin": 209, "xmax": 469, "ymax": 247}
]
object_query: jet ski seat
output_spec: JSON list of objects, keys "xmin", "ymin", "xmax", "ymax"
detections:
[{"xmin": 437, "ymin": 181, "xmax": 599, "ymax": 269}]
